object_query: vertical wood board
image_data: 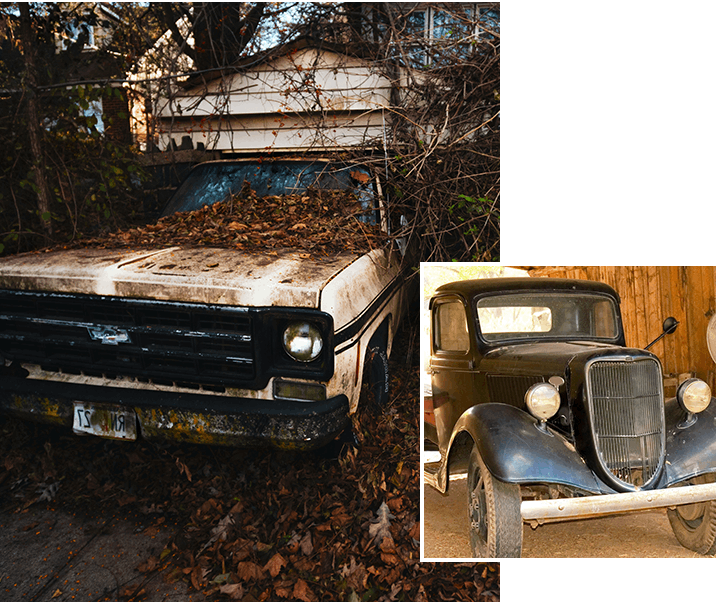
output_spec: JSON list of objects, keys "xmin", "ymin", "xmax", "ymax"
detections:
[{"xmin": 522, "ymin": 266, "xmax": 716, "ymax": 392}]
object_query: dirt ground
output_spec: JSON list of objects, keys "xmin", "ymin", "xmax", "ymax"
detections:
[
  {"xmin": 0, "ymin": 503, "xmax": 192, "ymax": 602},
  {"xmin": 423, "ymin": 476, "xmax": 713, "ymax": 559}
]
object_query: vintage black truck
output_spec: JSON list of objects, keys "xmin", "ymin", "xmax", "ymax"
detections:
[
  {"xmin": 424, "ymin": 277, "xmax": 716, "ymax": 557},
  {"xmin": 0, "ymin": 159, "xmax": 412, "ymax": 450}
]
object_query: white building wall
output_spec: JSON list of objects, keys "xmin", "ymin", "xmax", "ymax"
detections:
[{"xmin": 157, "ymin": 47, "xmax": 392, "ymax": 154}]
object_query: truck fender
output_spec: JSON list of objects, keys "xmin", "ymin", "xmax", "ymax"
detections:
[
  {"xmin": 450, "ymin": 403, "xmax": 611, "ymax": 494},
  {"xmin": 663, "ymin": 396, "xmax": 716, "ymax": 486}
]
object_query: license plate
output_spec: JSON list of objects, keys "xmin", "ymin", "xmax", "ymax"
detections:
[{"xmin": 73, "ymin": 402, "xmax": 137, "ymax": 440}]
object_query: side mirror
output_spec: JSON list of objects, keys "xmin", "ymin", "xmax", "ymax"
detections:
[
  {"xmin": 662, "ymin": 316, "xmax": 679, "ymax": 335},
  {"xmin": 646, "ymin": 316, "xmax": 679, "ymax": 350}
]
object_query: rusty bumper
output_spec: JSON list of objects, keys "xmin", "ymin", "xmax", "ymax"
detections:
[{"xmin": 0, "ymin": 376, "xmax": 349, "ymax": 450}]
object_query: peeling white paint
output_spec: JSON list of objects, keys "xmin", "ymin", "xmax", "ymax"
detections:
[{"xmin": 0, "ymin": 246, "xmax": 359, "ymax": 308}]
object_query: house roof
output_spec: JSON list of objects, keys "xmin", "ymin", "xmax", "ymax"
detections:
[{"xmin": 180, "ymin": 36, "xmax": 374, "ymax": 89}]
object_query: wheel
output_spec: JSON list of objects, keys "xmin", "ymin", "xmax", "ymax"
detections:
[
  {"xmin": 364, "ymin": 346, "xmax": 389, "ymax": 407},
  {"xmin": 467, "ymin": 444, "xmax": 523, "ymax": 558},
  {"xmin": 344, "ymin": 346, "xmax": 390, "ymax": 449},
  {"xmin": 666, "ymin": 474, "xmax": 716, "ymax": 555}
]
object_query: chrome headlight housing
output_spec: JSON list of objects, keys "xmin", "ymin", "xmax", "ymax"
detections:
[
  {"xmin": 677, "ymin": 378, "xmax": 712, "ymax": 414},
  {"xmin": 282, "ymin": 322, "xmax": 324, "ymax": 362},
  {"xmin": 525, "ymin": 382, "xmax": 561, "ymax": 421}
]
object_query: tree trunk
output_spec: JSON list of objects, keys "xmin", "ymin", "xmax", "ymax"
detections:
[{"xmin": 19, "ymin": 3, "xmax": 53, "ymax": 240}]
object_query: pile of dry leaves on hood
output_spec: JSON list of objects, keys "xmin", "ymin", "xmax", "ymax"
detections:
[
  {"xmin": 0, "ymin": 324, "xmax": 499, "ymax": 602},
  {"xmin": 71, "ymin": 186, "xmax": 387, "ymax": 257}
]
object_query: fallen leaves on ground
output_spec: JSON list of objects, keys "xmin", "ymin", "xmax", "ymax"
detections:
[
  {"xmin": 0, "ymin": 323, "xmax": 499, "ymax": 601},
  {"xmin": 63, "ymin": 185, "xmax": 387, "ymax": 257}
]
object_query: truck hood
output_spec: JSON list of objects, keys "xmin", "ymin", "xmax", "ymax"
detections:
[
  {"xmin": 480, "ymin": 340, "xmax": 630, "ymax": 377},
  {"xmin": 0, "ymin": 246, "xmax": 360, "ymax": 308}
]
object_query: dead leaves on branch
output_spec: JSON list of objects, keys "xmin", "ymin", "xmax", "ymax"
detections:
[{"xmin": 71, "ymin": 186, "xmax": 387, "ymax": 257}]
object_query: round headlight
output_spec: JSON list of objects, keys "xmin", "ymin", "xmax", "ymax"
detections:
[
  {"xmin": 677, "ymin": 378, "xmax": 712, "ymax": 414},
  {"xmin": 283, "ymin": 322, "xmax": 323, "ymax": 362},
  {"xmin": 525, "ymin": 382, "xmax": 561, "ymax": 421}
]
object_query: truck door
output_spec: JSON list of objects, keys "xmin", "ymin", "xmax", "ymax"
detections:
[{"xmin": 429, "ymin": 295, "xmax": 477, "ymax": 453}]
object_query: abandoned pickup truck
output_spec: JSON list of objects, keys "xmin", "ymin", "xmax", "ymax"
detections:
[
  {"xmin": 424, "ymin": 277, "xmax": 716, "ymax": 557},
  {"xmin": 0, "ymin": 159, "xmax": 412, "ymax": 450}
]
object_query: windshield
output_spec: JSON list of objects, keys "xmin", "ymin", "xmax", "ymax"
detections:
[
  {"xmin": 475, "ymin": 292, "xmax": 620, "ymax": 342},
  {"xmin": 161, "ymin": 160, "xmax": 378, "ymax": 223}
]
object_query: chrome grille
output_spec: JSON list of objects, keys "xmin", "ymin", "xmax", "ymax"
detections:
[{"xmin": 586, "ymin": 358, "xmax": 665, "ymax": 489}]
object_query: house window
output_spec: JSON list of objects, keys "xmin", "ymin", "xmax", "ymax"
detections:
[
  {"xmin": 59, "ymin": 17, "xmax": 96, "ymax": 51},
  {"xmin": 402, "ymin": 3, "xmax": 499, "ymax": 67}
]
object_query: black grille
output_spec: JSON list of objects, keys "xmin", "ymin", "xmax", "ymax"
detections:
[
  {"xmin": 586, "ymin": 358, "xmax": 665, "ymax": 489},
  {"xmin": 0, "ymin": 291, "xmax": 254, "ymax": 390},
  {"xmin": 487, "ymin": 374, "xmax": 544, "ymax": 408}
]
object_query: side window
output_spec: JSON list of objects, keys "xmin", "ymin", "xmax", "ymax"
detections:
[
  {"xmin": 591, "ymin": 299, "xmax": 617, "ymax": 338},
  {"xmin": 434, "ymin": 299, "xmax": 470, "ymax": 352}
]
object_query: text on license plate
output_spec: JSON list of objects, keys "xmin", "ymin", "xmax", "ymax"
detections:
[{"xmin": 72, "ymin": 402, "xmax": 137, "ymax": 440}]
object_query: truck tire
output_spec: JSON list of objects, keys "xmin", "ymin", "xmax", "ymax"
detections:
[
  {"xmin": 467, "ymin": 444, "xmax": 523, "ymax": 558},
  {"xmin": 364, "ymin": 346, "xmax": 389, "ymax": 407},
  {"xmin": 667, "ymin": 474, "xmax": 716, "ymax": 555}
]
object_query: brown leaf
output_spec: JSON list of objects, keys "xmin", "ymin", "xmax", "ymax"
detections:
[
  {"xmin": 285, "ymin": 532, "xmax": 301, "ymax": 554},
  {"xmin": 209, "ymin": 514, "xmax": 235, "ymax": 543},
  {"xmin": 119, "ymin": 585, "xmax": 146, "ymax": 599},
  {"xmin": 274, "ymin": 579, "xmax": 294, "ymax": 598},
  {"xmin": 190, "ymin": 565, "xmax": 208, "ymax": 591},
  {"xmin": 228, "ymin": 538, "xmax": 254, "ymax": 562},
  {"xmin": 263, "ymin": 552, "xmax": 287, "ymax": 578},
  {"xmin": 368, "ymin": 502, "xmax": 394, "ymax": 546},
  {"xmin": 379, "ymin": 535, "xmax": 401, "ymax": 566},
  {"xmin": 350, "ymin": 170, "xmax": 371, "ymax": 183},
  {"xmin": 292, "ymin": 557, "xmax": 316, "ymax": 572},
  {"xmin": 340, "ymin": 557, "xmax": 368, "ymax": 592},
  {"xmin": 387, "ymin": 496, "xmax": 403, "ymax": 513},
  {"xmin": 414, "ymin": 584, "xmax": 428, "ymax": 602},
  {"xmin": 117, "ymin": 494, "xmax": 137, "ymax": 507},
  {"xmin": 408, "ymin": 521, "xmax": 420, "ymax": 541},
  {"xmin": 293, "ymin": 578, "xmax": 315, "ymax": 602},
  {"xmin": 330, "ymin": 507, "xmax": 353, "ymax": 528},
  {"xmin": 61, "ymin": 187, "xmax": 384, "ymax": 256},
  {"xmin": 299, "ymin": 531, "xmax": 313, "ymax": 556},
  {"xmin": 379, "ymin": 535, "xmax": 396, "ymax": 553},
  {"xmin": 137, "ymin": 556, "xmax": 159, "ymax": 573},
  {"xmin": 236, "ymin": 561, "xmax": 265, "ymax": 582},
  {"xmin": 175, "ymin": 457, "xmax": 192, "ymax": 482},
  {"xmin": 219, "ymin": 583, "xmax": 244, "ymax": 600}
]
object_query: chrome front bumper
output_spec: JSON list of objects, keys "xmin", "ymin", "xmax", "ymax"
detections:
[{"xmin": 521, "ymin": 482, "xmax": 716, "ymax": 524}]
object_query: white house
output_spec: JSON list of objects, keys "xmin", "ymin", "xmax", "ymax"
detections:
[
  {"xmin": 135, "ymin": 3, "xmax": 499, "ymax": 157},
  {"xmin": 156, "ymin": 39, "xmax": 394, "ymax": 155}
]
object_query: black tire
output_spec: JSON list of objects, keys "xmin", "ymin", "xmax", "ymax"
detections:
[
  {"xmin": 467, "ymin": 444, "xmax": 523, "ymax": 558},
  {"xmin": 666, "ymin": 474, "xmax": 716, "ymax": 555},
  {"xmin": 364, "ymin": 346, "xmax": 389, "ymax": 407},
  {"xmin": 344, "ymin": 346, "xmax": 390, "ymax": 449}
]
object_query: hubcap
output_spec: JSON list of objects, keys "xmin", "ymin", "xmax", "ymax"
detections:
[{"xmin": 470, "ymin": 480, "xmax": 488, "ymax": 542}]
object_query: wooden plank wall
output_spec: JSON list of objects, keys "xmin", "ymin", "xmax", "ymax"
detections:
[{"xmin": 523, "ymin": 266, "xmax": 716, "ymax": 395}]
